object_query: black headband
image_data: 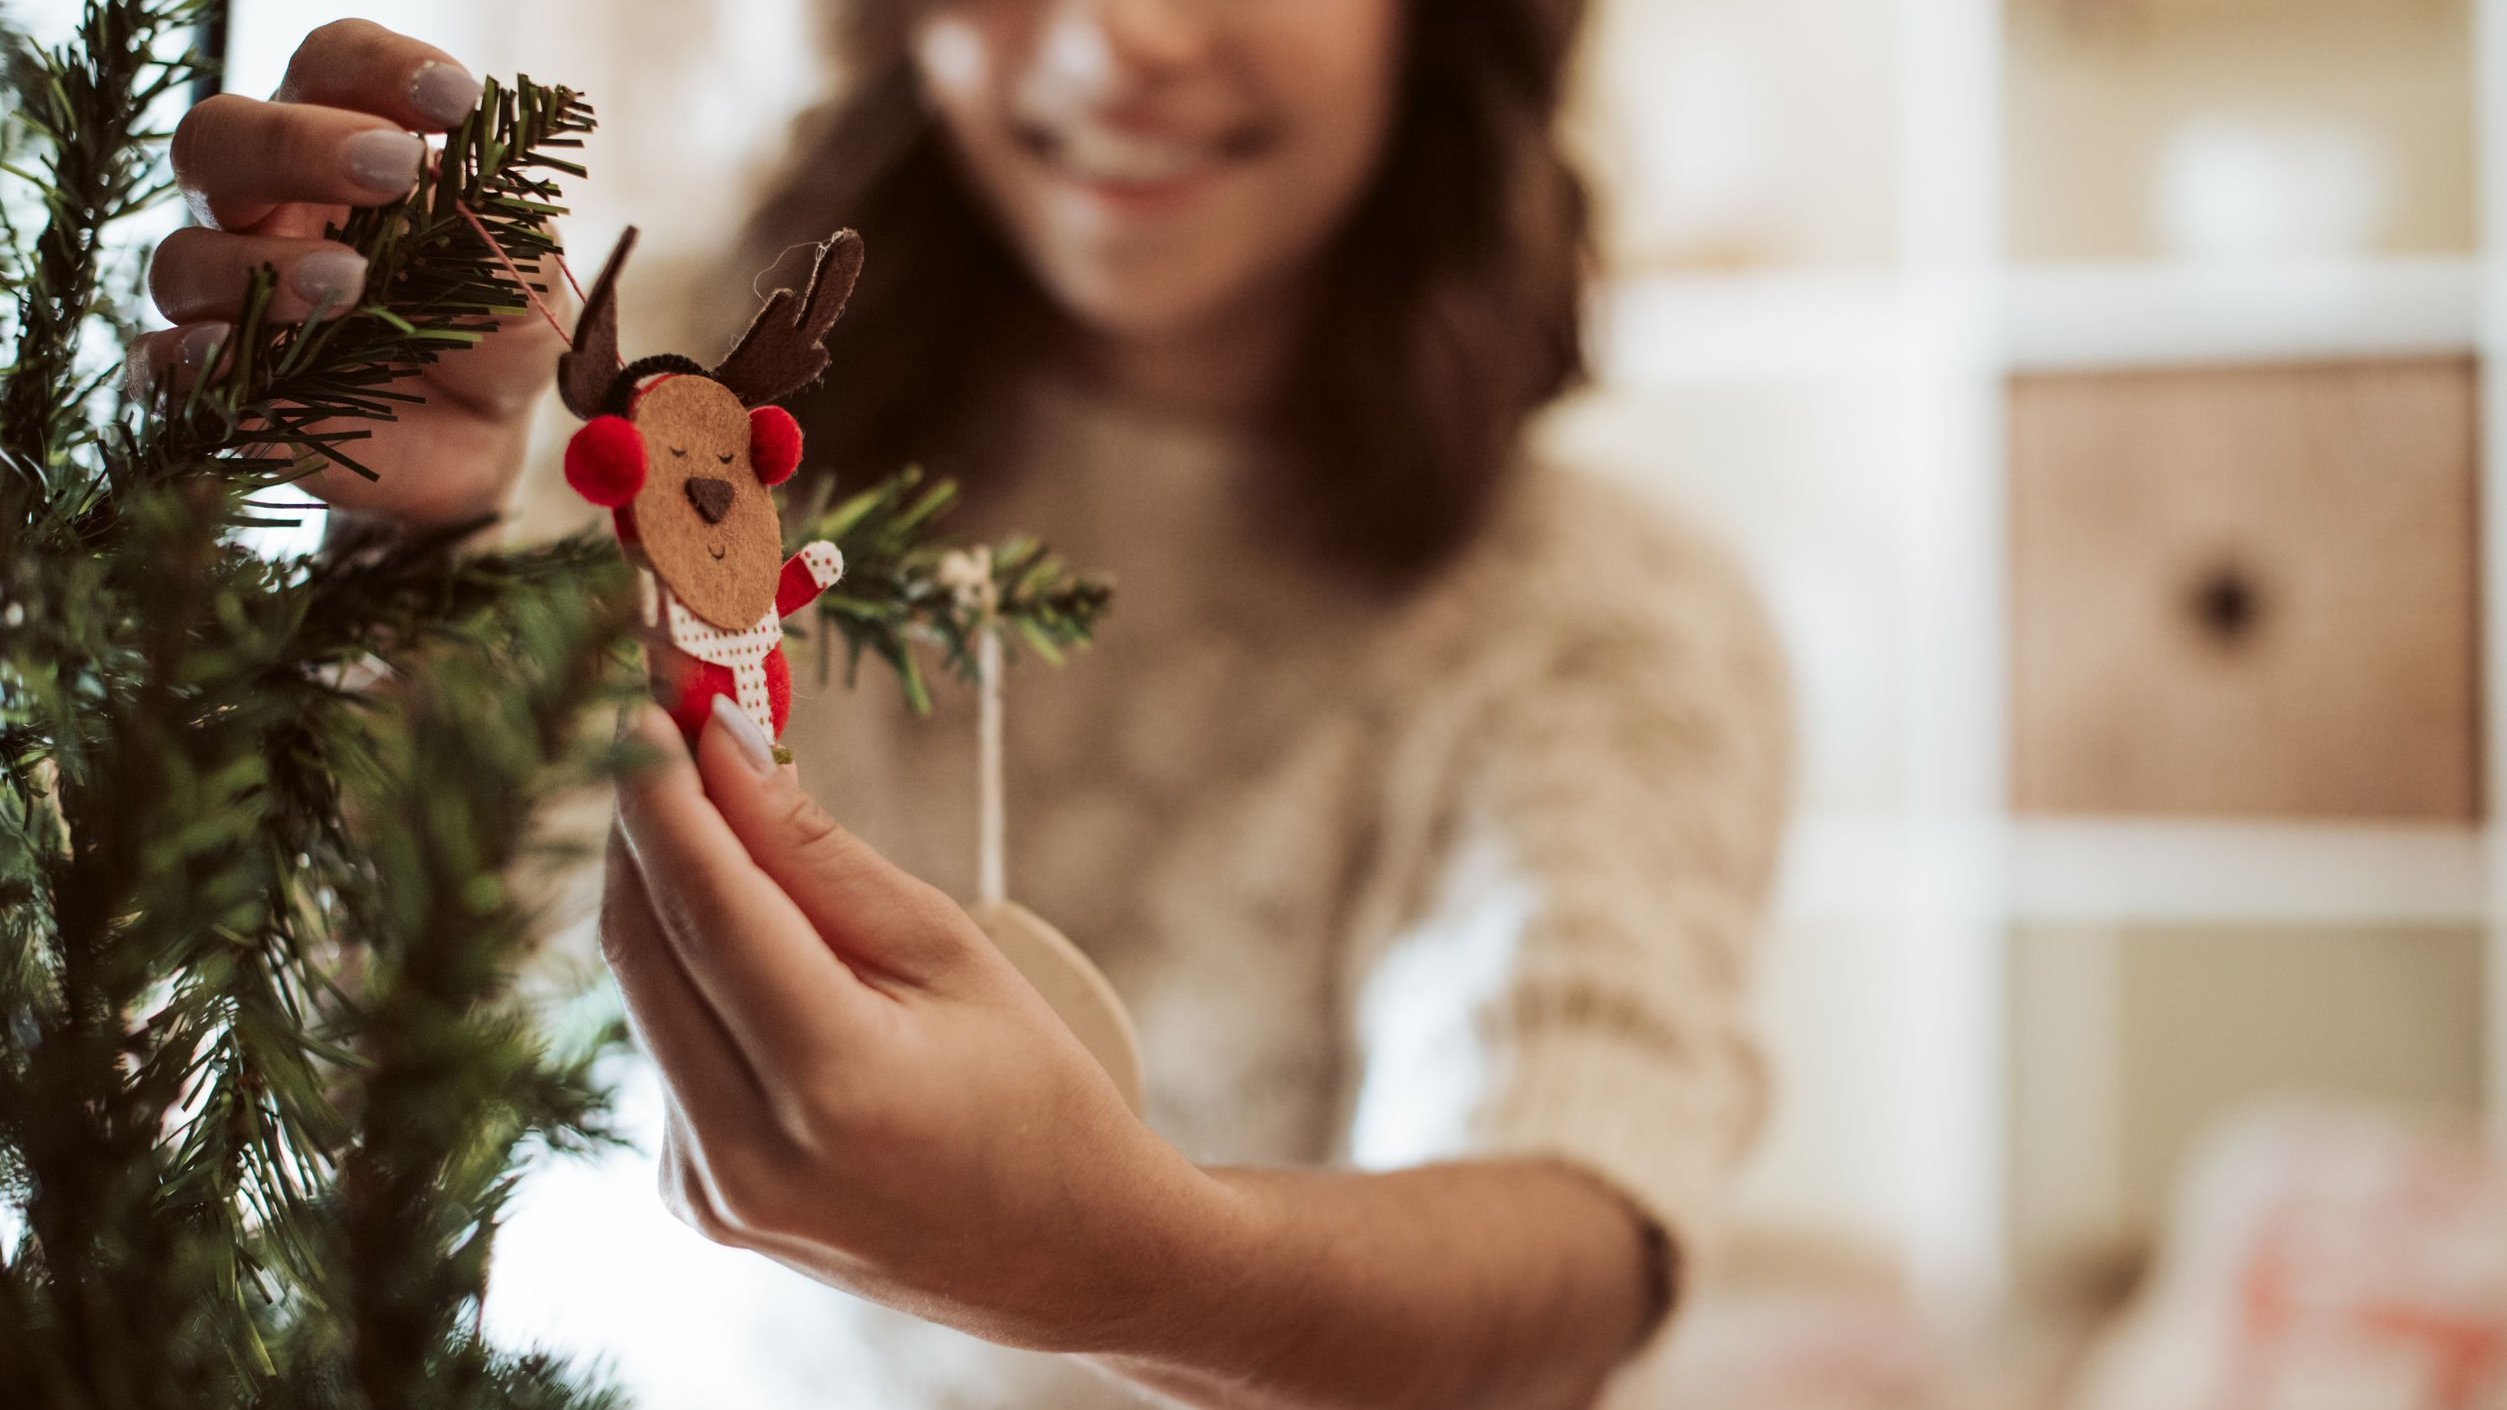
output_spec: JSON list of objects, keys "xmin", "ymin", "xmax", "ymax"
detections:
[{"xmin": 603, "ymin": 353, "xmax": 711, "ymax": 418}]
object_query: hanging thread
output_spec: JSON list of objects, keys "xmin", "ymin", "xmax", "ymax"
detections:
[
  {"xmin": 976, "ymin": 624, "xmax": 1005, "ymax": 907},
  {"xmin": 454, "ymin": 199, "xmax": 599, "ymax": 355},
  {"xmin": 939, "ymin": 547, "xmax": 1006, "ymax": 906}
]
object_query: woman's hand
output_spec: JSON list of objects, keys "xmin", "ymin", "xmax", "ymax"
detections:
[
  {"xmin": 137, "ymin": 19, "xmax": 563, "ymax": 527},
  {"xmin": 604, "ymin": 700, "xmax": 1240, "ymax": 1353},
  {"xmin": 607, "ymin": 700, "xmax": 1661, "ymax": 1408}
]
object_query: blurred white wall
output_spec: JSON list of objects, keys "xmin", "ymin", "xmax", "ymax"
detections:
[{"xmin": 1573, "ymin": 0, "xmax": 1901, "ymax": 270}]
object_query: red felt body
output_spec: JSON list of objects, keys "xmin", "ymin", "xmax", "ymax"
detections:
[
  {"xmin": 648, "ymin": 548, "xmax": 829, "ymax": 747},
  {"xmin": 658, "ymin": 645, "xmax": 795, "ymax": 743}
]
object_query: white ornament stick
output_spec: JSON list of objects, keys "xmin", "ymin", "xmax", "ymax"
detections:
[
  {"xmin": 938, "ymin": 547, "xmax": 1007, "ymax": 905},
  {"xmin": 976, "ymin": 628, "xmax": 1005, "ymax": 907},
  {"xmin": 936, "ymin": 546, "xmax": 1145, "ymax": 1114}
]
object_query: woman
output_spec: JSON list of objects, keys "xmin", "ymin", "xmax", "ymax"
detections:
[{"xmin": 141, "ymin": 5, "xmax": 1790, "ymax": 1406}]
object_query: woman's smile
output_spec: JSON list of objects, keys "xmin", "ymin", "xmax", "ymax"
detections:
[{"xmin": 1013, "ymin": 115, "xmax": 1273, "ymax": 218}]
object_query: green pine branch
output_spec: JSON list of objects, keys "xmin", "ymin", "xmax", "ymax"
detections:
[
  {"xmin": 0, "ymin": 0, "xmax": 206, "ymax": 549},
  {"xmin": 320, "ymin": 580, "xmax": 636, "ymax": 1407},
  {"xmin": 798, "ymin": 467, "xmax": 1114, "ymax": 714},
  {"xmin": 0, "ymin": 16, "xmax": 628, "ymax": 1404}
]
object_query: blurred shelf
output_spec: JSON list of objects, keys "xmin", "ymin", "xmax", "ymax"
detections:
[
  {"xmin": 1778, "ymin": 813, "xmax": 2488, "ymax": 927},
  {"xmin": 1773, "ymin": 811, "xmax": 1913, "ymax": 925},
  {"xmin": 1591, "ymin": 270, "xmax": 1912, "ymax": 386},
  {"xmin": 1596, "ymin": 258, "xmax": 2478, "ymax": 387},
  {"xmin": 1775, "ymin": 811, "xmax": 2008, "ymax": 927},
  {"xmin": 2004, "ymin": 258, "xmax": 2479, "ymax": 372},
  {"xmin": 2008, "ymin": 817, "xmax": 2486, "ymax": 926}
]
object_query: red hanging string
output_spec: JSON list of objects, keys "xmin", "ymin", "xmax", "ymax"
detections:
[
  {"xmin": 551, "ymin": 244, "xmax": 591, "ymax": 307},
  {"xmin": 454, "ymin": 199, "xmax": 604, "ymax": 362}
]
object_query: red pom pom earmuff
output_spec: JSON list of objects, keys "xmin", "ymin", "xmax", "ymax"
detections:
[
  {"xmin": 565, "ymin": 415, "xmax": 647, "ymax": 507},
  {"xmin": 749, "ymin": 405, "xmax": 803, "ymax": 487}
]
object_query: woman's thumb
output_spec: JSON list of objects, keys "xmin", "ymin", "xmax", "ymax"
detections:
[{"xmin": 692, "ymin": 696, "xmax": 982, "ymax": 985}]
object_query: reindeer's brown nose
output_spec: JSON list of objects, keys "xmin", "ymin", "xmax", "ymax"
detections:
[{"xmin": 685, "ymin": 477, "xmax": 734, "ymax": 525}]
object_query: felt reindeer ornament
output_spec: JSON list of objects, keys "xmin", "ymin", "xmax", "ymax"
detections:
[
  {"xmin": 556, "ymin": 226, "xmax": 858, "ymax": 759},
  {"xmin": 558, "ymin": 228, "xmax": 1147, "ymax": 1115}
]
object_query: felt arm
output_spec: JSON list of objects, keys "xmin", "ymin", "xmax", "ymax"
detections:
[{"xmin": 776, "ymin": 541, "xmax": 846, "ymax": 619}]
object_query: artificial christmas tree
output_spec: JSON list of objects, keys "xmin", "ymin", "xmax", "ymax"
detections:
[{"xmin": 0, "ymin": 5, "xmax": 1105, "ymax": 1404}]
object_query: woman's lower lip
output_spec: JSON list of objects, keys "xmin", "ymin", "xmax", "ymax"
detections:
[{"xmin": 1054, "ymin": 164, "xmax": 1225, "ymax": 216}]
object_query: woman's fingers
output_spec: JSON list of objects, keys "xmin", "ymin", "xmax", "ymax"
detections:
[
  {"xmin": 124, "ymin": 322, "xmax": 230, "ymax": 402},
  {"xmin": 140, "ymin": 221, "xmax": 562, "ymax": 413},
  {"xmin": 601, "ymin": 827, "xmax": 767, "ymax": 1108},
  {"xmin": 690, "ymin": 700, "xmax": 991, "ymax": 990},
  {"xmin": 173, "ymin": 93, "xmax": 425, "ymax": 231},
  {"xmin": 150, "ymin": 228, "xmax": 369, "ymax": 325},
  {"xmin": 613, "ymin": 706, "xmax": 883, "ymax": 1064},
  {"xmin": 273, "ymin": 19, "xmax": 481, "ymax": 131},
  {"xmin": 163, "ymin": 22, "xmax": 480, "ymax": 266}
]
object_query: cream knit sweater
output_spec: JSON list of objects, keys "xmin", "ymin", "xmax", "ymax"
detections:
[{"xmin": 696, "ymin": 381, "xmax": 1792, "ymax": 1407}]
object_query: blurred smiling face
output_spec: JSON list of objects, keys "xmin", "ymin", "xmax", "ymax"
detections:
[{"xmin": 910, "ymin": 0, "xmax": 1406, "ymax": 341}]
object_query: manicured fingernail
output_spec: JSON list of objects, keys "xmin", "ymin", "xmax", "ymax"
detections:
[
  {"xmin": 409, "ymin": 60, "xmax": 483, "ymax": 128},
  {"xmin": 710, "ymin": 695, "xmax": 779, "ymax": 778},
  {"xmin": 178, "ymin": 322, "xmax": 230, "ymax": 372},
  {"xmin": 287, "ymin": 248, "xmax": 368, "ymax": 313},
  {"xmin": 344, "ymin": 128, "xmax": 424, "ymax": 196}
]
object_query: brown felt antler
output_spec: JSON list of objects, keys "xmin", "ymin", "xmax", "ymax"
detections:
[
  {"xmin": 710, "ymin": 229, "xmax": 866, "ymax": 409},
  {"xmin": 558, "ymin": 226, "xmax": 638, "ymax": 420}
]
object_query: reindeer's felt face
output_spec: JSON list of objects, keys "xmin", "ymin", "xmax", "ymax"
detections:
[
  {"xmin": 563, "ymin": 374, "xmax": 808, "ymax": 630},
  {"xmin": 624, "ymin": 376, "xmax": 785, "ymax": 628}
]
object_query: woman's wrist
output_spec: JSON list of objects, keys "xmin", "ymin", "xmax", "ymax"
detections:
[
  {"xmin": 1084, "ymin": 1162, "xmax": 1669, "ymax": 1410},
  {"xmin": 1038, "ymin": 1148, "xmax": 1267, "ymax": 1359}
]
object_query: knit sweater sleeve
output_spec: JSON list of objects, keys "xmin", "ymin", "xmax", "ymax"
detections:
[{"xmin": 1337, "ymin": 478, "xmax": 1791, "ymax": 1324}]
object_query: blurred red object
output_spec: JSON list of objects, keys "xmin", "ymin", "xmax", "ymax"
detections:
[{"xmin": 2077, "ymin": 1106, "xmax": 2507, "ymax": 1410}]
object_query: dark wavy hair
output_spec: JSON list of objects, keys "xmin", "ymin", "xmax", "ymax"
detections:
[{"xmin": 741, "ymin": 1, "xmax": 1593, "ymax": 577}]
